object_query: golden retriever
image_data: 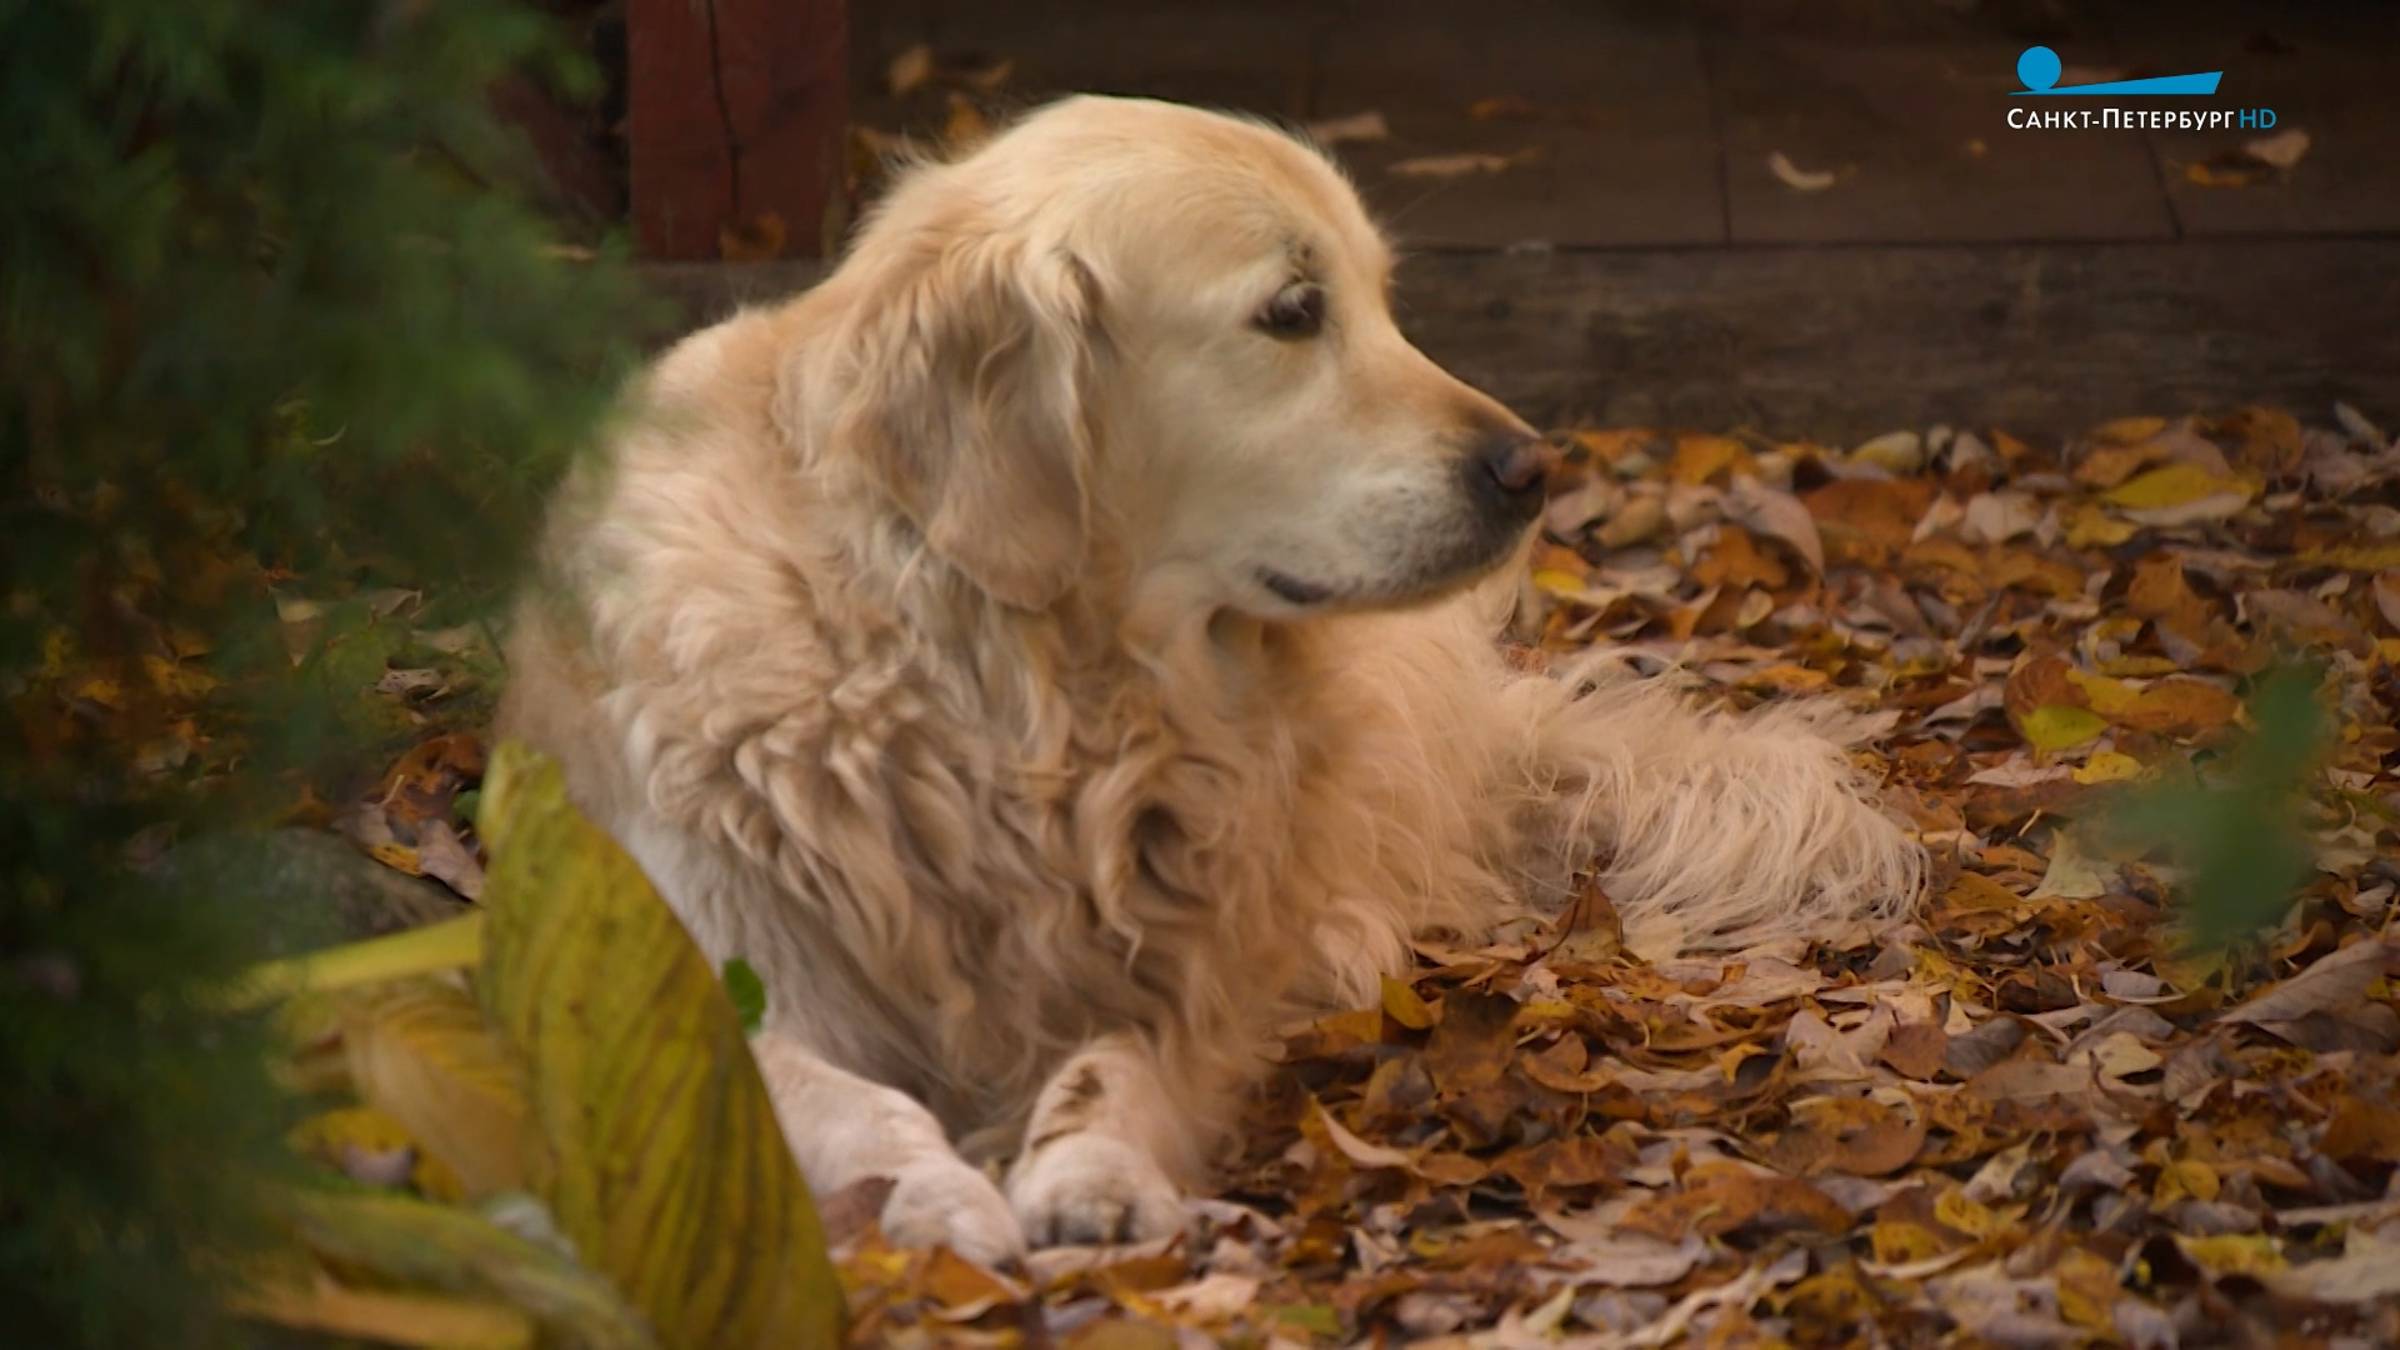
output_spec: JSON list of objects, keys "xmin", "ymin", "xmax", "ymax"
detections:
[{"xmin": 499, "ymin": 96, "xmax": 1922, "ymax": 1262}]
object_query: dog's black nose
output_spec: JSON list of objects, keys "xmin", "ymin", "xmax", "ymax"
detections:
[
  {"xmin": 1465, "ymin": 429, "xmax": 1553, "ymax": 522},
  {"xmin": 1480, "ymin": 434, "xmax": 1551, "ymax": 495}
]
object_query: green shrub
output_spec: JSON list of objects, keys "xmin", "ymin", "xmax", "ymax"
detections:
[{"xmin": 1, "ymin": 0, "xmax": 650, "ymax": 1339}]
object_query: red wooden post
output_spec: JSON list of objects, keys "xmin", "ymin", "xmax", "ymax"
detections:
[{"xmin": 627, "ymin": 0, "xmax": 849, "ymax": 260}]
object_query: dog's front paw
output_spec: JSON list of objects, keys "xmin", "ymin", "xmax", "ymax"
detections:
[
  {"xmin": 1006, "ymin": 1132, "xmax": 1189, "ymax": 1247},
  {"xmin": 880, "ymin": 1155, "xmax": 1027, "ymax": 1266}
]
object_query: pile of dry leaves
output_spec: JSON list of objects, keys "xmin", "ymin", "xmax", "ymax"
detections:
[
  {"xmin": 817, "ymin": 407, "xmax": 2400, "ymax": 1347},
  {"xmin": 290, "ymin": 404, "xmax": 2400, "ymax": 1346}
]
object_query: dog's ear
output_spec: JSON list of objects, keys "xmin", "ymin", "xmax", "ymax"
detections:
[{"xmin": 834, "ymin": 221, "xmax": 1103, "ymax": 611}]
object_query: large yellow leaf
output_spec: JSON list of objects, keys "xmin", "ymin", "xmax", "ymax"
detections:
[
  {"xmin": 476, "ymin": 743, "xmax": 841, "ymax": 1349},
  {"xmin": 342, "ymin": 979, "xmax": 530, "ymax": 1199}
]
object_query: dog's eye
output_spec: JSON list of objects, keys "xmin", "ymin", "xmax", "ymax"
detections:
[{"xmin": 1255, "ymin": 282, "xmax": 1325, "ymax": 339}]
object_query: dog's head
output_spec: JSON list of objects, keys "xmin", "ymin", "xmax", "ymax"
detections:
[{"xmin": 822, "ymin": 95, "xmax": 1548, "ymax": 616}]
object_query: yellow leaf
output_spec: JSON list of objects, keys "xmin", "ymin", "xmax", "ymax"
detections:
[
  {"xmin": 1738, "ymin": 663, "xmax": 1832, "ymax": 693},
  {"xmin": 2091, "ymin": 416, "xmax": 2167, "ymax": 445},
  {"xmin": 2102, "ymin": 464, "xmax": 2256, "ymax": 511},
  {"xmin": 232, "ymin": 912, "xmax": 485, "ymax": 1011},
  {"xmin": 369, "ymin": 841, "xmax": 426, "ymax": 875},
  {"xmin": 233, "ymin": 1272, "xmax": 536, "ymax": 1349},
  {"xmin": 2155, "ymin": 944, "xmax": 2228, "ymax": 994},
  {"xmin": 2152, "ymin": 1158, "xmax": 2221, "ymax": 1209},
  {"xmin": 1669, "ymin": 433, "xmax": 1746, "ymax": 485},
  {"xmin": 2302, "ymin": 543, "xmax": 2400, "ymax": 572},
  {"xmin": 2065, "ymin": 503, "xmax": 2138, "ymax": 549},
  {"xmin": 1785, "ymin": 1268, "xmax": 1877, "ymax": 1322},
  {"xmin": 2073, "ymin": 751, "xmax": 2143, "ymax": 785},
  {"xmin": 289, "ymin": 1106, "xmax": 416, "ymax": 1183},
  {"xmin": 2052, "ymin": 1248, "xmax": 2121, "ymax": 1330},
  {"xmin": 343, "ymin": 980, "xmax": 529, "ymax": 1199},
  {"xmin": 479, "ymin": 744, "xmax": 843, "ymax": 1349},
  {"xmin": 2021, "ymin": 704, "xmax": 2108, "ymax": 753},
  {"xmin": 2072, "ymin": 441, "xmax": 2162, "ymax": 489},
  {"xmin": 1934, "ymin": 1187, "xmax": 2004, "ymax": 1238},
  {"xmin": 2065, "ymin": 668, "xmax": 2141, "ymax": 716},
  {"xmin": 1380, "ymin": 976, "xmax": 1436, "ymax": 1030},
  {"xmin": 414, "ymin": 1152, "xmax": 466, "ymax": 1204},
  {"xmin": 2176, "ymin": 1233, "xmax": 2287, "ymax": 1278},
  {"xmin": 1944, "ymin": 872, "xmax": 2023, "ymax": 913},
  {"xmin": 1532, "ymin": 568, "xmax": 1593, "ymax": 599},
  {"xmin": 1870, "ymin": 1220, "xmax": 1948, "ymax": 1264}
]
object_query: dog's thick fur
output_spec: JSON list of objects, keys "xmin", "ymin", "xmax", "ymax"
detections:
[{"xmin": 499, "ymin": 96, "xmax": 1922, "ymax": 1261}]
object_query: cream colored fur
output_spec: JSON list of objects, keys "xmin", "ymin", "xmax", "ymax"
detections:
[{"xmin": 499, "ymin": 96, "xmax": 1922, "ymax": 1263}]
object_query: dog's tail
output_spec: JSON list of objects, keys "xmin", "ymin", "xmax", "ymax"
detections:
[{"xmin": 1505, "ymin": 653, "xmax": 1926, "ymax": 960}]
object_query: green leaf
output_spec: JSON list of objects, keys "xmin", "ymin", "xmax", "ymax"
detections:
[
  {"xmin": 477, "ymin": 743, "xmax": 842, "ymax": 1349},
  {"xmin": 722, "ymin": 959, "xmax": 767, "ymax": 1037}
]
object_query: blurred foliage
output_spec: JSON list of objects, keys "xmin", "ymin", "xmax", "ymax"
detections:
[
  {"xmin": 0, "ymin": 0, "xmax": 648, "ymax": 1340},
  {"xmin": 2103, "ymin": 662, "xmax": 2332, "ymax": 952}
]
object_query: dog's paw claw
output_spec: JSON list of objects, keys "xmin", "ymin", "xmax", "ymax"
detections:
[
  {"xmin": 1007, "ymin": 1133, "xmax": 1188, "ymax": 1248},
  {"xmin": 879, "ymin": 1156, "xmax": 1027, "ymax": 1266}
]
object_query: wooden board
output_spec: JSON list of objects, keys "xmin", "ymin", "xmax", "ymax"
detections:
[
  {"xmin": 641, "ymin": 237, "xmax": 2400, "ymax": 441},
  {"xmin": 2104, "ymin": 1, "xmax": 2400, "ymax": 237},
  {"xmin": 1700, "ymin": 0, "xmax": 2175, "ymax": 244},
  {"xmin": 627, "ymin": 0, "xmax": 848, "ymax": 260},
  {"xmin": 1312, "ymin": 0, "xmax": 1725, "ymax": 249}
]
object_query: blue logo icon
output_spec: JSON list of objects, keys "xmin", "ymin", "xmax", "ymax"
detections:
[{"xmin": 2013, "ymin": 46, "xmax": 2221, "ymax": 96}]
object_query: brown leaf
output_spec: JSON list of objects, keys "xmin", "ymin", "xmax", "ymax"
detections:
[
  {"xmin": 2111, "ymin": 678, "xmax": 2239, "ymax": 736},
  {"xmin": 1693, "ymin": 525, "xmax": 1790, "ymax": 591},
  {"xmin": 1880, "ymin": 1020, "xmax": 1950, "ymax": 1080},
  {"xmin": 1423, "ymin": 991, "xmax": 1516, "ymax": 1098},
  {"xmin": 1622, "ymin": 1163, "xmax": 1850, "ymax": 1240},
  {"xmin": 1769, "ymin": 1099, "xmax": 1928, "ymax": 1178},
  {"xmin": 1802, "ymin": 477, "xmax": 1932, "ymax": 563},
  {"xmin": 2221, "ymin": 935, "xmax": 2397, "ymax": 1028},
  {"xmin": 1668, "ymin": 433, "xmax": 1748, "ymax": 485}
]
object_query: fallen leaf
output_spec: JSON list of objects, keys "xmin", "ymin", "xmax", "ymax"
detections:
[
  {"xmin": 2243, "ymin": 127, "xmax": 2310, "ymax": 171},
  {"xmin": 1388, "ymin": 149, "xmax": 1538, "ymax": 178},
  {"xmin": 2021, "ymin": 704, "xmax": 2108, "ymax": 753},
  {"xmin": 341, "ymin": 980, "xmax": 528, "ymax": 1199},
  {"xmin": 885, "ymin": 43, "xmax": 933, "ymax": 95},
  {"xmin": 1305, "ymin": 110, "xmax": 1388, "ymax": 146},
  {"xmin": 1726, "ymin": 478, "xmax": 1825, "ymax": 573},
  {"xmin": 478, "ymin": 745, "xmax": 842, "ymax": 1348},
  {"xmin": 1767, "ymin": 150, "xmax": 1837, "ymax": 191},
  {"xmin": 2221, "ymin": 935, "xmax": 2396, "ymax": 1028}
]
